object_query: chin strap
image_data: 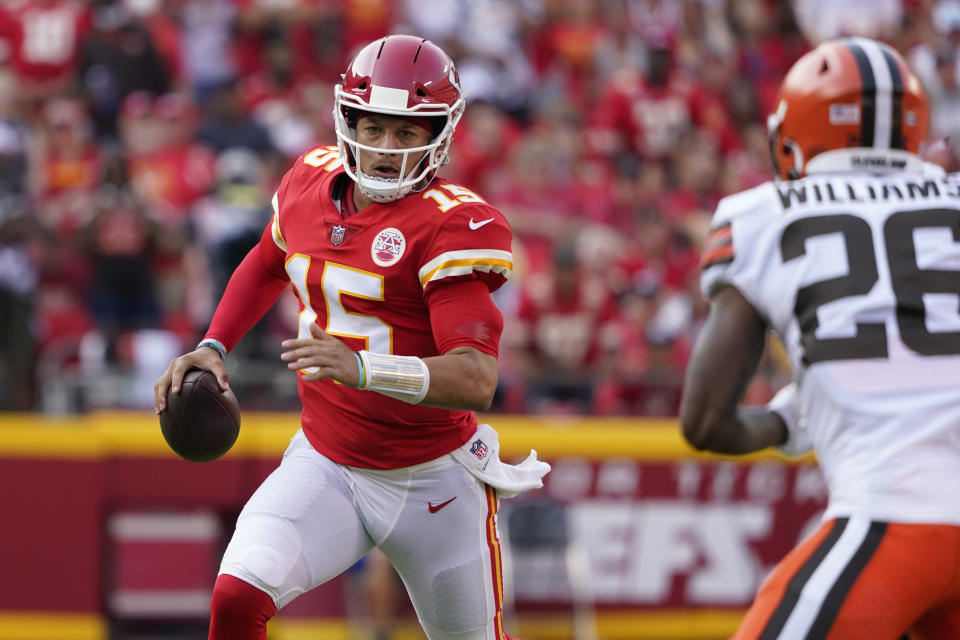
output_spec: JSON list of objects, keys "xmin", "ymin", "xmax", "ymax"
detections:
[{"xmin": 355, "ymin": 170, "xmax": 414, "ymax": 203}]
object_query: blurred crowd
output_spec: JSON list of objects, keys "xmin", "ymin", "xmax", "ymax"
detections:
[{"xmin": 0, "ymin": 0, "xmax": 958, "ymax": 415}]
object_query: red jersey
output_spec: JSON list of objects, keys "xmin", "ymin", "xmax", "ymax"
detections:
[
  {"xmin": 247, "ymin": 146, "xmax": 512, "ymax": 469},
  {"xmin": 514, "ymin": 270, "xmax": 618, "ymax": 373},
  {"xmin": 3, "ymin": 0, "xmax": 89, "ymax": 85},
  {"xmin": 591, "ymin": 68, "xmax": 695, "ymax": 161},
  {"xmin": 128, "ymin": 144, "xmax": 216, "ymax": 221}
]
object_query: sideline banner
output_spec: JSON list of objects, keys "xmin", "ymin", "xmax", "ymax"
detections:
[
  {"xmin": 510, "ymin": 457, "xmax": 826, "ymax": 608},
  {"xmin": 0, "ymin": 413, "xmax": 826, "ymax": 640}
]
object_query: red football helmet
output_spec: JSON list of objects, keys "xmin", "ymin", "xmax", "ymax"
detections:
[
  {"xmin": 768, "ymin": 37, "xmax": 929, "ymax": 180},
  {"xmin": 334, "ymin": 35, "xmax": 465, "ymax": 202}
]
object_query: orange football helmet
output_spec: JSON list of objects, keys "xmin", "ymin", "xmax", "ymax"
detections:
[{"xmin": 768, "ymin": 37, "xmax": 929, "ymax": 180}]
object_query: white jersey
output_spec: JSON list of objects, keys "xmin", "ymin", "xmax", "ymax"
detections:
[{"xmin": 702, "ymin": 162, "xmax": 960, "ymax": 525}]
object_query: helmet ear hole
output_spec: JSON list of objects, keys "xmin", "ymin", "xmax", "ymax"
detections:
[
  {"xmin": 416, "ymin": 88, "xmax": 426, "ymax": 97},
  {"xmin": 819, "ymin": 60, "xmax": 829, "ymax": 74}
]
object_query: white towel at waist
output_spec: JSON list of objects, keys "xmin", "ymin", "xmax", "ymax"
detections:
[{"xmin": 450, "ymin": 423, "xmax": 551, "ymax": 499}]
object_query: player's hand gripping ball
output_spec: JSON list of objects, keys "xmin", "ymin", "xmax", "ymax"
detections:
[{"xmin": 159, "ymin": 368, "xmax": 241, "ymax": 462}]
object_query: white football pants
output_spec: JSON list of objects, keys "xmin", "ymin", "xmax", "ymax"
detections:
[{"xmin": 219, "ymin": 430, "xmax": 509, "ymax": 640}]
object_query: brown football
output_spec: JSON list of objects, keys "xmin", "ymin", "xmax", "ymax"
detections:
[{"xmin": 159, "ymin": 368, "xmax": 241, "ymax": 462}]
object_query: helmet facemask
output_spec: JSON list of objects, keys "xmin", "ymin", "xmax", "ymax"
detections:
[
  {"xmin": 334, "ymin": 85, "xmax": 465, "ymax": 203},
  {"xmin": 767, "ymin": 99, "xmax": 805, "ymax": 181}
]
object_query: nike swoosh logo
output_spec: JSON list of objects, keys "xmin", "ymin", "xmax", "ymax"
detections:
[
  {"xmin": 468, "ymin": 217, "xmax": 494, "ymax": 230},
  {"xmin": 428, "ymin": 497, "xmax": 457, "ymax": 513}
]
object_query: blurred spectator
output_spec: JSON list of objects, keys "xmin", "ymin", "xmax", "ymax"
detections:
[
  {"xmin": 126, "ymin": 0, "xmax": 183, "ymax": 85},
  {"xmin": 400, "ymin": 0, "xmax": 540, "ymax": 118},
  {"xmin": 195, "ymin": 77, "xmax": 276, "ymax": 156},
  {"xmin": 620, "ymin": 208, "xmax": 699, "ymax": 296},
  {"xmin": 0, "ymin": 97, "xmax": 28, "ymax": 201},
  {"xmin": 121, "ymin": 91, "xmax": 216, "ymax": 223},
  {"xmin": 0, "ymin": 79, "xmax": 42, "ymax": 409},
  {"xmin": 191, "ymin": 148, "xmax": 271, "ymax": 294},
  {"xmin": 507, "ymin": 243, "xmax": 618, "ymax": 414},
  {"xmin": 36, "ymin": 98, "xmax": 101, "ymax": 200},
  {"xmin": 593, "ymin": 1, "xmax": 646, "ymax": 84},
  {"xmin": 0, "ymin": 0, "xmax": 91, "ymax": 101},
  {"xmin": 594, "ymin": 284, "xmax": 693, "ymax": 416},
  {"xmin": 727, "ymin": 0, "xmax": 805, "ymax": 118},
  {"xmin": 0, "ymin": 7, "xmax": 16, "ymax": 67},
  {"xmin": 626, "ymin": 0, "xmax": 687, "ymax": 36},
  {"xmin": 588, "ymin": 30, "xmax": 696, "ymax": 162},
  {"xmin": 929, "ymin": 45, "xmax": 960, "ymax": 168},
  {"xmin": 233, "ymin": 0, "xmax": 339, "ymax": 81},
  {"xmin": 241, "ymin": 39, "xmax": 324, "ymax": 158},
  {"xmin": 793, "ymin": 0, "xmax": 904, "ymax": 44},
  {"xmin": 688, "ymin": 49, "xmax": 742, "ymax": 155},
  {"xmin": 177, "ymin": 0, "xmax": 237, "ymax": 100},
  {"xmin": 79, "ymin": 0, "xmax": 171, "ymax": 139},
  {"xmin": 79, "ymin": 162, "xmax": 164, "ymax": 350},
  {"xmin": 486, "ymin": 122, "xmax": 580, "ymax": 271},
  {"xmin": 339, "ymin": 0, "xmax": 396, "ymax": 60},
  {"xmin": 662, "ymin": 130, "xmax": 723, "ymax": 221},
  {"xmin": 533, "ymin": 0, "xmax": 606, "ymax": 107}
]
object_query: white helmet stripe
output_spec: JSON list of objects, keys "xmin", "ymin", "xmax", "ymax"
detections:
[
  {"xmin": 846, "ymin": 40, "xmax": 876, "ymax": 148},
  {"xmin": 880, "ymin": 47, "xmax": 905, "ymax": 149},
  {"xmin": 858, "ymin": 38, "xmax": 895, "ymax": 150},
  {"xmin": 369, "ymin": 85, "xmax": 410, "ymax": 109}
]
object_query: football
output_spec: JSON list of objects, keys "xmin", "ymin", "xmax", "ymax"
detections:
[{"xmin": 159, "ymin": 368, "xmax": 241, "ymax": 462}]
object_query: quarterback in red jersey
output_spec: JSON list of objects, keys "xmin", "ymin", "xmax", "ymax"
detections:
[{"xmin": 154, "ymin": 35, "xmax": 548, "ymax": 640}]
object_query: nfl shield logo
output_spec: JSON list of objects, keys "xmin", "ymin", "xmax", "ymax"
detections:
[
  {"xmin": 330, "ymin": 224, "xmax": 345, "ymax": 246},
  {"xmin": 470, "ymin": 439, "xmax": 488, "ymax": 460}
]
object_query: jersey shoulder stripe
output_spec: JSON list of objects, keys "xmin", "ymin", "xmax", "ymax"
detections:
[
  {"xmin": 418, "ymin": 249, "xmax": 513, "ymax": 288},
  {"xmin": 270, "ymin": 191, "xmax": 286, "ymax": 252},
  {"xmin": 700, "ymin": 222, "xmax": 734, "ymax": 270},
  {"xmin": 700, "ymin": 180, "xmax": 782, "ymax": 301}
]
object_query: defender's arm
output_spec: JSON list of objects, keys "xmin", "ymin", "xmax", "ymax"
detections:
[{"xmin": 680, "ymin": 285, "xmax": 788, "ymax": 454}]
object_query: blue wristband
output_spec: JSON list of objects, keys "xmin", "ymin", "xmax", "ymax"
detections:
[
  {"xmin": 197, "ymin": 339, "xmax": 226, "ymax": 360},
  {"xmin": 354, "ymin": 351, "xmax": 366, "ymax": 388}
]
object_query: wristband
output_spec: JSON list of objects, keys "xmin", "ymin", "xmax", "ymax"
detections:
[
  {"xmin": 768, "ymin": 383, "xmax": 812, "ymax": 457},
  {"xmin": 356, "ymin": 350, "xmax": 430, "ymax": 404},
  {"xmin": 354, "ymin": 351, "xmax": 366, "ymax": 388},
  {"xmin": 197, "ymin": 338, "xmax": 226, "ymax": 360}
]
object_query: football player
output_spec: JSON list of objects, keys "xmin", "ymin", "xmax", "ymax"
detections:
[
  {"xmin": 680, "ymin": 37, "xmax": 960, "ymax": 639},
  {"xmin": 154, "ymin": 35, "xmax": 549, "ymax": 640}
]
